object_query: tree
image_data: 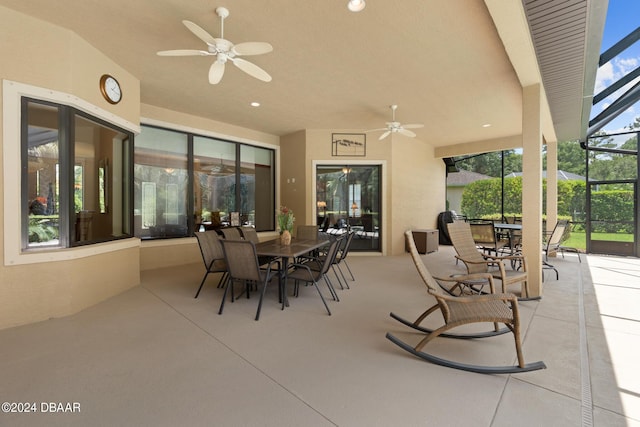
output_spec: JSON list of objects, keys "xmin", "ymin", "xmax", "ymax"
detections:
[
  {"xmin": 456, "ymin": 150, "xmax": 520, "ymax": 177},
  {"xmin": 542, "ymin": 141, "xmax": 586, "ymax": 175}
]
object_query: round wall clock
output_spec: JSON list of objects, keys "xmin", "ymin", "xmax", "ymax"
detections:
[{"xmin": 99, "ymin": 74, "xmax": 122, "ymax": 104}]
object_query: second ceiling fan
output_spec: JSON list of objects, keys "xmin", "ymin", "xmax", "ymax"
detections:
[
  {"xmin": 367, "ymin": 105, "xmax": 424, "ymax": 140},
  {"xmin": 157, "ymin": 7, "xmax": 273, "ymax": 84}
]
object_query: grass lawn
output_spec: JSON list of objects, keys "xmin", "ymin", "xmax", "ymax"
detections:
[{"xmin": 564, "ymin": 231, "xmax": 634, "ymax": 251}]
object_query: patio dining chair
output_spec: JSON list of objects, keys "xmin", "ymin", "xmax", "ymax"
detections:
[
  {"xmin": 469, "ymin": 221, "xmax": 510, "ymax": 256},
  {"xmin": 220, "ymin": 227, "xmax": 243, "ymax": 240},
  {"xmin": 385, "ymin": 231, "xmax": 545, "ymax": 374},
  {"xmin": 333, "ymin": 230, "xmax": 356, "ymax": 286},
  {"xmin": 219, "ymin": 239, "xmax": 280, "ymax": 321},
  {"xmin": 284, "ymin": 238, "xmax": 341, "ymax": 316},
  {"xmin": 296, "ymin": 224, "xmax": 319, "ymax": 240},
  {"xmin": 193, "ymin": 231, "xmax": 228, "ymax": 298},
  {"xmin": 447, "ymin": 221, "xmax": 535, "ymax": 300},
  {"xmin": 239, "ymin": 226, "xmax": 274, "ymax": 266}
]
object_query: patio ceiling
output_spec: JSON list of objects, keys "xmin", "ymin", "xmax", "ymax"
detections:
[{"xmin": 0, "ymin": 0, "xmax": 607, "ymax": 146}]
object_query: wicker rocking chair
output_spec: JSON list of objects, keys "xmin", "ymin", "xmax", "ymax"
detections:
[
  {"xmin": 447, "ymin": 221, "xmax": 538, "ymax": 301},
  {"xmin": 385, "ymin": 231, "xmax": 546, "ymax": 374}
]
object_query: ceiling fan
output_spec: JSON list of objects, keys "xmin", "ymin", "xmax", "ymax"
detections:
[
  {"xmin": 157, "ymin": 7, "xmax": 273, "ymax": 84},
  {"xmin": 366, "ymin": 105, "xmax": 424, "ymax": 140}
]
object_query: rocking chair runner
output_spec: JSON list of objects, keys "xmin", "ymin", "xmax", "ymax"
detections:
[{"xmin": 385, "ymin": 231, "xmax": 546, "ymax": 374}]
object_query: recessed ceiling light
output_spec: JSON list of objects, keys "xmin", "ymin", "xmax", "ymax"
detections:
[
  {"xmin": 482, "ymin": 123, "xmax": 491, "ymax": 128},
  {"xmin": 347, "ymin": 0, "xmax": 366, "ymax": 12},
  {"xmin": 250, "ymin": 102, "xmax": 260, "ymax": 107}
]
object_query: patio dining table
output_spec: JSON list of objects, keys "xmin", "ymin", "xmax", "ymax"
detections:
[
  {"xmin": 493, "ymin": 223, "xmax": 522, "ymax": 251},
  {"xmin": 255, "ymin": 236, "xmax": 330, "ymax": 308}
]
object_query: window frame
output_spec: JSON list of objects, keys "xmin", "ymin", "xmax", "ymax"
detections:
[
  {"xmin": 3, "ymin": 80, "xmax": 140, "ymax": 266},
  {"xmin": 136, "ymin": 123, "xmax": 277, "ymax": 239}
]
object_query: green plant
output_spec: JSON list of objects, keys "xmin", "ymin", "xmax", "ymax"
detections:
[
  {"xmin": 28, "ymin": 217, "xmax": 59, "ymax": 243},
  {"xmin": 277, "ymin": 206, "xmax": 295, "ymax": 233}
]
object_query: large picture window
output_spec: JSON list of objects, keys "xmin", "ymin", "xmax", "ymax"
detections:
[
  {"xmin": 23, "ymin": 98, "xmax": 133, "ymax": 249},
  {"xmin": 134, "ymin": 125, "xmax": 275, "ymax": 239}
]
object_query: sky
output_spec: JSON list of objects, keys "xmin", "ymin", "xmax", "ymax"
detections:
[{"xmin": 592, "ymin": 0, "xmax": 640, "ymax": 133}]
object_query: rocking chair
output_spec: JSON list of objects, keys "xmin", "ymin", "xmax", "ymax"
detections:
[
  {"xmin": 385, "ymin": 231, "xmax": 546, "ymax": 374},
  {"xmin": 447, "ymin": 221, "xmax": 537, "ymax": 301}
]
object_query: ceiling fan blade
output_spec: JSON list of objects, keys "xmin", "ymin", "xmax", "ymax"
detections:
[
  {"xmin": 365, "ymin": 128, "xmax": 388, "ymax": 133},
  {"xmin": 403, "ymin": 124, "xmax": 425, "ymax": 129},
  {"xmin": 209, "ymin": 60, "xmax": 226, "ymax": 84},
  {"xmin": 399, "ymin": 128, "xmax": 417, "ymax": 138},
  {"xmin": 378, "ymin": 131, "xmax": 391, "ymax": 140},
  {"xmin": 232, "ymin": 42, "xmax": 273, "ymax": 56},
  {"xmin": 157, "ymin": 49, "xmax": 211, "ymax": 56},
  {"xmin": 182, "ymin": 20, "xmax": 216, "ymax": 45},
  {"xmin": 231, "ymin": 57, "xmax": 272, "ymax": 82}
]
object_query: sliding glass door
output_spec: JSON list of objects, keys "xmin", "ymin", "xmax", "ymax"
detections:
[{"xmin": 316, "ymin": 164, "xmax": 381, "ymax": 252}]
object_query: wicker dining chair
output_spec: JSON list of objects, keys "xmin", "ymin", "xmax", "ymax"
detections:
[
  {"xmin": 385, "ymin": 231, "xmax": 545, "ymax": 374},
  {"xmin": 447, "ymin": 221, "xmax": 534, "ymax": 300}
]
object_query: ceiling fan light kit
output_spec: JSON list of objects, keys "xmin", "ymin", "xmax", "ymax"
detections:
[
  {"xmin": 366, "ymin": 105, "xmax": 424, "ymax": 140},
  {"xmin": 157, "ymin": 7, "xmax": 273, "ymax": 85}
]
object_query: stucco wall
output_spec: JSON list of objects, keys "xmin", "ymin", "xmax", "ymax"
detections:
[
  {"xmin": 0, "ymin": 6, "xmax": 140, "ymax": 330},
  {"xmin": 303, "ymin": 129, "xmax": 445, "ymax": 255}
]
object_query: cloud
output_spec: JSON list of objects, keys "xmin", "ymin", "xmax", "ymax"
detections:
[
  {"xmin": 593, "ymin": 55, "xmax": 640, "ymax": 131},
  {"xmin": 594, "ymin": 62, "xmax": 614, "ymax": 93},
  {"xmin": 594, "ymin": 55, "xmax": 640, "ymax": 104}
]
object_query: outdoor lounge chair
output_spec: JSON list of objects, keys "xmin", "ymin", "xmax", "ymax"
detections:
[
  {"xmin": 447, "ymin": 221, "xmax": 536, "ymax": 301},
  {"xmin": 385, "ymin": 231, "xmax": 546, "ymax": 374}
]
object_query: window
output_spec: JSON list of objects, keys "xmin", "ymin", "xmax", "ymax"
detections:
[
  {"xmin": 240, "ymin": 145, "xmax": 275, "ymax": 230},
  {"xmin": 316, "ymin": 165, "xmax": 381, "ymax": 251},
  {"xmin": 134, "ymin": 127, "xmax": 188, "ymax": 238},
  {"xmin": 23, "ymin": 99, "xmax": 133, "ymax": 249},
  {"xmin": 134, "ymin": 125, "xmax": 275, "ymax": 239}
]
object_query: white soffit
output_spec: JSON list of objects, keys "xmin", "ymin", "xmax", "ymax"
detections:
[{"xmin": 523, "ymin": 0, "xmax": 608, "ymax": 142}]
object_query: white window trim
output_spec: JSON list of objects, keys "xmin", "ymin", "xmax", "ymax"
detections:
[{"xmin": 2, "ymin": 79, "xmax": 141, "ymax": 266}]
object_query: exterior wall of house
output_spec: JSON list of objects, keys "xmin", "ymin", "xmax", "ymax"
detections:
[
  {"xmin": 0, "ymin": 5, "xmax": 448, "ymax": 329},
  {"xmin": 0, "ymin": 6, "xmax": 141, "ymax": 329},
  {"xmin": 138, "ymin": 104, "xmax": 281, "ymax": 272},
  {"xmin": 303, "ymin": 130, "xmax": 445, "ymax": 256},
  {"xmin": 390, "ymin": 136, "xmax": 445, "ymax": 255}
]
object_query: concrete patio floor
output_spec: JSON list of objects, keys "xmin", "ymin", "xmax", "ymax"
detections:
[{"xmin": 0, "ymin": 244, "xmax": 638, "ymax": 426}]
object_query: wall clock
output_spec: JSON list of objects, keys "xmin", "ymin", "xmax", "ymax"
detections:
[{"xmin": 99, "ymin": 74, "xmax": 122, "ymax": 104}]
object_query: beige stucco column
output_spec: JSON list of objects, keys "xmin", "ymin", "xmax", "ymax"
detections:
[
  {"xmin": 545, "ymin": 139, "xmax": 558, "ymax": 245},
  {"xmin": 522, "ymin": 84, "xmax": 543, "ymax": 297}
]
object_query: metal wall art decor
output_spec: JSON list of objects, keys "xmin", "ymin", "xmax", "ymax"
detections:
[{"xmin": 332, "ymin": 133, "xmax": 366, "ymax": 157}]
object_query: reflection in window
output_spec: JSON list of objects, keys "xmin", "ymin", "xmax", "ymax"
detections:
[
  {"xmin": 23, "ymin": 99, "xmax": 133, "ymax": 249},
  {"xmin": 135, "ymin": 125, "xmax": 276, "ymax": 238},
  {"xmin": 134, "ymin": 127, "xmax": 189, "ymax": 239},
  {"xmin": 316, "ymin": 165, "xmax": 380, "ymax": 252},
  {"xmin": 26, "ymin": 102, "xmax": 60, "ymax": 247},
  {"xmin": 194, "ymin": 136, "xmax": 236, "ymax": 229},
  {"xmin": 240, "ymin": 145, "xmax": 274, "ymax": 231}
]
